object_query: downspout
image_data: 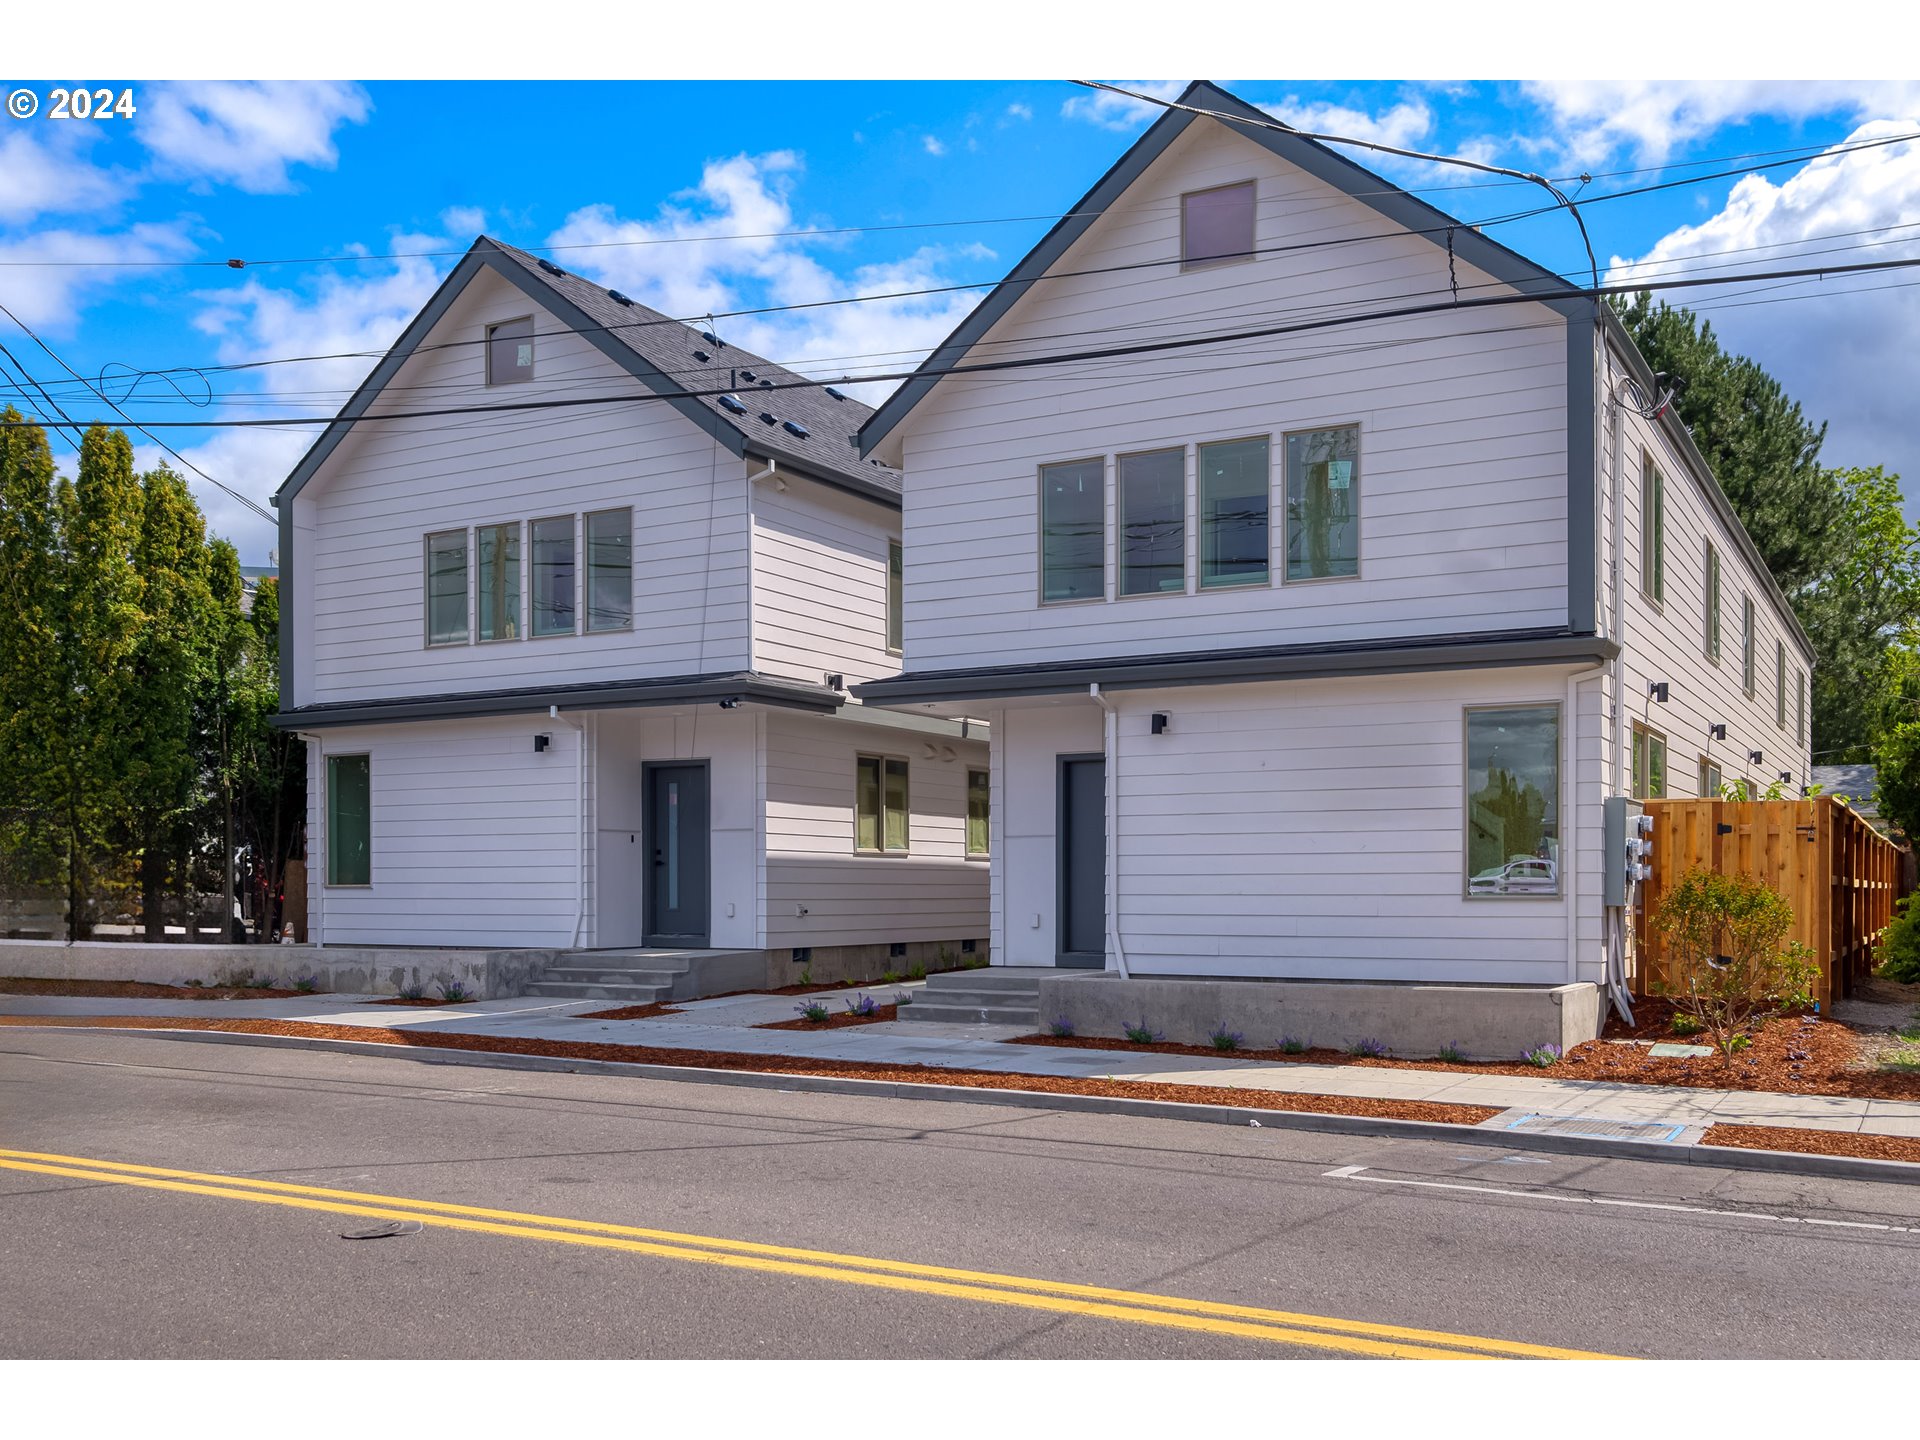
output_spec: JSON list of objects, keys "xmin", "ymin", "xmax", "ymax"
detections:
[
  {"xmin": 1604, "ymin": 350, "xmax": 1638, "ymax": 1024},
  {"xmin": 1564, "ymin": 661, "xmax": 1608, "ymax": 985},
  {"xmin": 1088, "ymin": 684, "xmax": 1130, "ymax": 979},
  {"xmin": 551, "ymin": 705, "xmax": 587, "ymax": 950}
]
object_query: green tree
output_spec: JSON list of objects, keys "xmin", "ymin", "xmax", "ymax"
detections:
[
  {"xmin": 1612, "ymin": 293, "xmax": 1840, "ymax": 592},
  {"xmin": 1873, "ymin": 720, "xmax": 1920, "ymax": 842},
  {"xmin": 228, "ymin": 574, "xmax": 305, "ymax": 938},
  {"xmin": 0, "ymin": 408, "xmax": 67, "ymax": 894}
]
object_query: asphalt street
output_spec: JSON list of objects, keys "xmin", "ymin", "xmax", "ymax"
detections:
[{"xmin": 2, "ymin": 1028, "xmax": 1916, "ymax": 1359}]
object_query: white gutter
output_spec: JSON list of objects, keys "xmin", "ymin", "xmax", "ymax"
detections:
[
  {"xmin": 1087, "ymin": 684, "xmax": 1130, "ymax": 980},
  {"xmin": 550, "ymin": 705, "xmax": 587, "ymax": 950}
]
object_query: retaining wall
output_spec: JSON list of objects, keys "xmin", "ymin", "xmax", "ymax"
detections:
[{"xmin": 0, "ymin": 940, "xmax": 555, "ymax": 1001}]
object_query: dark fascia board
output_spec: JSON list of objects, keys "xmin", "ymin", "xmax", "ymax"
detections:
[
  {"xmin": 857, "ymin": 79, "xmax": 1585, "ymax": 458},
  {"xmin": 1598, "ymin": 309, "xmax": 1816, "ymax": 664},
  {"xmin": 742, "ymin": 441, "xmax": 901, "ymax": 510},
  {"xmin": 1566, "ymin": 312, "xmax": 1599, "ymax": 637},
  {"xmin": 275, "ymin": 238, "xmax": 747, "ymax": 508},
  {"xmin": 853, "ymin": 629, "xmax": 1619, "ymax": 706},
  {"xmin": 271, "ymin": 671, "xmax": 841, "ymax": 731}
]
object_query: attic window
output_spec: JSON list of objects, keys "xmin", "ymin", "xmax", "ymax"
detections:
[
  {"xmin": 717, "ymin": 394, "xmax": 748, "ymax": 415},
  {"xmin": 783, "ymin": 420, "xmax": 810, "ymax": 438},
  {"xmin": 487, "ymin": 317, "xmax": 534, "ymax": 385},
  {"xmin": 1181, "ymin": 180, "xmax": 1255, "ymax": 270}
]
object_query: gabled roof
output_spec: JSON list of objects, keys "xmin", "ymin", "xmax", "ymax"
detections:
[
  {"xmin": 277, "ymin": 236, "xmax": 901, "ymax": 508},
  {"xmin": 857, "ymin": 79, "xmax": 1584, "ymax": 458}
]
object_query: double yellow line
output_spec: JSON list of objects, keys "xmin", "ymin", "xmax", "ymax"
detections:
[{"xmin": 0, "ymin": 1147, "xmax": 1624, "ymax": 1360}]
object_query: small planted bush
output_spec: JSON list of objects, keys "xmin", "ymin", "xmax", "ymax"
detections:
[
  {"xmin": 1522, "ymin": 1043, "xmax": 1564, "ymax": 1068},
  {"xmin": 1279, "ymin": 1035, "xmax": 1308, "ymax": 1055},
  {"xmin": 1047, "ymin": 1017, "xmax": 1075, "ymax": 1038},
  {"xmin": 1669, "ymin": 1013, "xmax": 1704, "ymax": 1037},
  {"xmin": 398, "ymin": 980, "xmax": 427, "ymax": 1001},
  {"xmin": 879, "ymin": 970, "xmax": 902, "ymax": 985},
  {"xmin": 293, "ymin": 974, "xmax": 320, "ymax": 994},
  {"xmin": 795, "ymin": 1000, "xmax": 832, "ymax": 1023},
  {"xmin": 1347, "ymin": 1038, "xmax": 1388, "ymax": 1058},
  {"xmin": 1436, "ymin": 1042, "xmax": 1466, "ymax": 1063},
  {"xmin": 1876, "ymin": 896, "xmax": 1920, "ymax": 984},
  {"xmin": 797, "ymin": 966, "xmax": 813, "ymax": 986},
  {"xmin": 844, "ymin": 993, "xmax": 880, "ymax": 1018},
  {"xmin": 1208, "ymin": 1026, "xmax": 1244, "ymax": 1053},
  {"xmin": 1653, "ymin": 867, "xmax": 1819, "ymax": 1064},
  {"xmin": 436, "ymin": 978, "xmax": 472, "ymax": 1004},
  {"xmin": 963, "ymin": 954, "xmax": 989, "ymax": 970},
  {"xmin": 907, "ymin": 961, "xmax": 927, "ymax": 982},
  {"xmin": 1123, "ymin": 1020, "xmax": 1163, "ymax": 1044}
]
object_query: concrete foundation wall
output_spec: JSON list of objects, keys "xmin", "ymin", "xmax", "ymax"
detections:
[
  {"xmin": 0, "ymin": 941, "xmax": 554, "ymax": 1001},
  {"xmin": 1038, "ymin": 975, "xmax": 1602, "ymax": 1061},
  {"xmin": 750, "ymin": 937, "xmax": 990, "ymax": 990}
]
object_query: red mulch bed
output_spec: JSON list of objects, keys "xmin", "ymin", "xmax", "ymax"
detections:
[
  {"xmin": 0, "ymin": 976, "xmax": 301, "ymax": 1001},
  {"xmin": 577, "ymin": 1001, "xmax": 687, "ymax": 1021},
  {"xmin": 1704, "ymin": 1124, "xmax": 1920, "ymax": 1166},
  {"xmin": 1012, "ymin": 997, "xmax": 1920, "ymax": 1102},
  {"xmin": 759, "ymin": 1004, "xmax": 900, "ymax": 1031},
  {"xmin": 0, "ymin": 1014, "xmax": 1498, "ymax": 1126}
]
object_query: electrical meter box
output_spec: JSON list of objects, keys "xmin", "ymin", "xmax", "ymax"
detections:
[{"xmin": 1603, "ymin": 795, "xmax": 1651, "ymax": 907}]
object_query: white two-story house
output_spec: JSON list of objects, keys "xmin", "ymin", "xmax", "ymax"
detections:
[
  {"xmin": 856, "ymin": 82, "xmax": 1812, "ymax": 1051},
  {"xmin": 273, "ymin": 238, "xmax": 988, "ymax": 989}
]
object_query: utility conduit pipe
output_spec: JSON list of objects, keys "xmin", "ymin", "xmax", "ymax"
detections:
[{"xmin": 1088, "ymin": 684, "xmax": 1130, "ymax": 980}]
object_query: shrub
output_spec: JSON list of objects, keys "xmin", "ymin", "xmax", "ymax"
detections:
[
  {"xmin": 1652, "ymin": 867, "xmax": 1819, "ymax": 1064},
  {"xmin": 293, "ymin": 975, "xmax": 319, "ymax": 994},
  {"xmin": 1208, "ymin": 1026, "xmax": 1244, "ymax": 1052},
  {"xmin": 398, "ymin": 980, "xmax": 426, "ymax": 1001},
  {"xmin": 1123, "ymin": 1020, "xmax": 1163, "ymax": 1044},
  {"xmin": 843, "ymin": 993, "xmax": 880, "ymax": 1018},
  {"xmin": 879, "ymin": 970, "xmax": 902, "ymax": 985},
  {"xmin": 1522, "ymin": 1043, "xmax": 1563, "ymax": 1068},
  {"xmin": 1669, "ymin": 1012, "xmax": 1704, "ymax": 1036},
  {"xmin": 1875, "ymin": 896, "xmax": 1920, "ymax": 983},
  {"xmin": 216, "ymin": 966, "xmax": 258, "ymax": 990},
  {"xmin": 1436, "ymin": 1042, "xmax": 1466, "ymax": 1063},
  {"xmin": 1047, "ymin": 1017, "xmax": 1075, "ymax": 1038},
  {"xmin": 1279, "ymin": 1035, "xmax": 1308, "ymax": 1055},
  {"xmin": 963, "ymin": 953, "xmax": 989, "ymax": 970},
  {"xmin": 907, "ymin": 961, "xmax": 928, "ymax": 982},
  {"xmin": 436, "ymin": 978, "xmax": 471, "ymax": 1004},
  {"xmin": 794, "ymin": 1000, "xmax": 831, "ymax": 1023},
  {"xmin": 797, "ymin": 966, "xmax": 813, "ymax": 986},
  {"xmin": 1346, "ymin": 1038, "xmax": 1388, "ymax": 1058}
]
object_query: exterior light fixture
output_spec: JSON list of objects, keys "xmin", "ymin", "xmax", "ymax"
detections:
[
  {"xmin": 533, "ymin": 734, "xmax": 551, "ymax": 753},
  {"xmin": 1749, "ymin": 750, "xmax": 1764, "ymax": 766},
  {"xmin": 1780, "ymin": 771, "xmax": 1793, "ymax": 785},
  {"xmin": 1708, "ymin": 723, "xmax": 1727, "ymax": 740},
  {"xmin": 718, "ymin": 698, "xmax": 741, "ymax": 710},
  {"xmin": 1151, "ymin": 712, "xmax": 1171, "ymax": 736},
  {"xmin": 1648, "ymin": 682, "xmax": 1670, "ymax": 703}
]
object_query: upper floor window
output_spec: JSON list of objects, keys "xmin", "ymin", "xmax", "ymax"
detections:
[
  {"xmin": 886, "ymin": 540, "xmax": 903, "ymax": 652},
  {"xmin": 1039, "ymin": 458, "xmax": 1105, "ymax": 604},
  {"xmin": 855, "ymin": 754, "xmax": 910, "ymax": 853},
  {"xmin": 1741, "ymin": 595, "xmax": 1756, "ymax": 696},
  {"xmin": 1776, "ymin": 639, "xmax": 1788, "ymax": 728},
  {"xmin": 1797, "ymin": 671, "xmax": 1807, "ymax": 746},
  {"xmin": 1640, "ymin": 453, "xmax": 1665, "ymax": 604},
  {"xmin": 1699, "ymin": 756, "xmax": 1723, "ymax": 799},
  {"xmin": 531, "ymin": 515, "xmax": 576, "ymax": 638},
  {"xmin": 1284, "ymin": 425, "xmax": 1359, "ymax": 581},
  {"xmin": 1118, "ymin": 447, "xmax": 1186, "ymax": 597},
  {"xmin": 476, "ymin": 521, "xmax": 521, "ymax": 642},
  {"xmin": 424, "ymin": 529, "xmax": 469, "ymax": 646},
  {"xmin": 586, "ymin": 508, "xmax": 633, "ymax": 633},
  {"xmin": 1631, "ymin": 722, "xmax": 1668, "ymax": 800},
  {"xmin": 1198, "ymin": 436, "xmax": 1269, "ymax": 589},
  {"xmin": 487, "ymin": 318, "xmax": 534, "ymax": 385},
  {"xmin": 1704, "ymin": 541, "xmax": 1721, "ymax": 662},
  {"xmin": 1181, "ymin": 181, "xmax": 1255, "ymax": 269}
]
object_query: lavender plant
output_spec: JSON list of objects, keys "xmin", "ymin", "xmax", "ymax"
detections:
[
  {"xmin": 1208, "ymin": 1026, "xmax": 1244, "ymax": 1052},
  {"xmin": 1122, "ymin": 1020, "xmax": 1163, "ymax": 1044},
  {"xmin": 1347, "ymin": 1037, "xmax": 1389, "ymax": 1058},
  {"xmin": 1522, "ymin": 1042, "xmax": 1564, "ymax": 1068},
  {"xmin": 843, "ymin": 993, "xmax": 880, "ymax": 1018},
  {"xmin": 1047, "ymin": 1017, "xmax": 1075, "ymax": 1038},
  {"xmin": 1279, "ymin": 1035, "xmax": 1308, "ymax": 1055},
  {"xmin": 795, "ymin": 1000, "xmax": 832, "ymax": 1023}
]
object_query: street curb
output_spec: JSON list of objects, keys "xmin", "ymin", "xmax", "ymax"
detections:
[{"xmin": 24, "ymin": 1022, "xmax": 1920, "ymax": 1187}]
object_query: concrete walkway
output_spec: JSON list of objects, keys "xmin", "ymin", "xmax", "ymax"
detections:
[{"xmin": 7, "ymin": 984, "xmax": 1920, "ymax": 1142}]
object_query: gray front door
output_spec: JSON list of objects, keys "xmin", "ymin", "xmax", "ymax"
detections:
[
  {"xmin": 1058, "ymin": 755, "xmax": 1106, "ymax": 968},
  {"xmin": 644, "ymin": 763, "xmax": 710, "ymax": 947}
]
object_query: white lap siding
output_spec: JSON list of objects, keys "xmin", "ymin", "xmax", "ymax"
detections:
[
  {"xmin": 761, "ymin": 711, "xmax": 989, "ymax": 950},
  {"xmin": 750, "ymin": 478, "xmax": 900, "ymax": 690},
  {"xmin": 311, "ymin": 716, "xmax": 581, "ymax": 948}
]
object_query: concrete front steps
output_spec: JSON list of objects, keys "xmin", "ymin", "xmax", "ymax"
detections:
[
  {"xmin": 524, "ymin": 948, "xmax": 763, "ymax": 1003},
  {"xmin": 898, "ymin": 967, "xmax": 1049, "ymax": 1028}
]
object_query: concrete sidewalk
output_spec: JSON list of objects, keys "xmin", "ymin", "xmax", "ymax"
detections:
[{"xmin": 7, "ymin": 984, "xmax": 1919, "ymax": 1143}]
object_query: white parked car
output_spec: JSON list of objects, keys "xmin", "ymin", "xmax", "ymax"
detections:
[{"xmin": 1469, "ymin": 857, "xmax": 1558, "ymax": 895}]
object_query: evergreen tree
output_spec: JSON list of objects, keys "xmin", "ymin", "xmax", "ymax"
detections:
[{"xmin": 0, "ymin": 409, "xmax": 66, "ymax": 892}]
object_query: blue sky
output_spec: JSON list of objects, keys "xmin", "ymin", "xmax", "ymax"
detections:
[{"xmin": 4, "ymin": 76, "xmax": 1919, "ymax": 560}]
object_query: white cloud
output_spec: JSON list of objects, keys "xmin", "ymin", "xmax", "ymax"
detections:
[
  {"xmin": 1609, "ymin": 121, "xmax": 1920, "ymax": 506},
  {"xmin": 0, "ymin": 223, "xmax": 198, "ymax": 331},
  {"xmin": 136, "ymin": 81, "xmax": 372, "ymax": 192},
  {"xmin": 439, "ymin": 205, "xmax": 487, "ymax": 237},
  {"xmin": 1258, "ymin": 97, "xmax": 1434, "ymax": 152},
  {"xmin": 1060, "ymin": 80, "xmax": 1187, "ymax": 132},
  {"xmin": 1524, "ymin": 80, "xmax": 1920, "ymax": 164},
  {"xmin": 922, "ymin": 135, "xmax": 946, "ymax": 156},
  {"xmin": 1005, "ymin": 103, "xmax": 1032, "ymax": 122},
  {"xmin": 0, "ymin": 130, "xmax": 126, "ymax": 224}
]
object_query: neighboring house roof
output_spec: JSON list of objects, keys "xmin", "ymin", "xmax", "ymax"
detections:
[
  {"xmin": 1812, "ymin": 763, "xmax": 1881, "ymax": 817},
  {"xmin": 275, "ymin": 236, "xmax": 900, "ymax": 510}
]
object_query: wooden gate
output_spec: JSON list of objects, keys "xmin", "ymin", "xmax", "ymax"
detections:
[{"xmin": 1633, "ymin": 798, "xmax": 1903, "ymax": 1011}]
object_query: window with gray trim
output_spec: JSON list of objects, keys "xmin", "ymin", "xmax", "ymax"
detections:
[
  {"xmin": 855, "ymin": 754, "xmax": 909, "ymax": 853},
  {"xmin": 1466, "ymin": 706, "xmax": 1560, "ymax": 897},
  {"xmin": 326, "ymin": 754, "xmax": 371, "ymax": 886},
  {"xmin": 1118, "ymin": 447, "xmax": 1186, "ymax": 597},
  {"xmin": 1284, "ymin": 426, "xmax": 1359, "ymax": 581},
  {"xmin": 1181, "ymin": 181, "xmax": 1255, "ymax": 269},
  {"xmin": 1640, "ymin": 454, "xmax": 1665, "ymax": 604},
  {"xmin": 1741, "ymin": 595, "xmax": 1756, "ymax": 696},
  {"xmin": 1704, "ymin": 541, "xmax": 1721, "ymax": 661},
  {"xmin": 487, "ymin": 317, "xmax": 533, "ymax": 385},
  {"xmin": 586, "ymin": 508, "xmax": 632, "ymax": 633},
  {"xmin": 476, "ymin": 521, "xmax": 521, "ymax": 642},
  {"xmin": 966, "ymin": 768, "xmax": 989, "ymax": 856},
  {"xmin": 1776, "ymin": 639, "xmax": 1788, "ymax": 727},
  {"xmin": 886, "ymin": 540, "xmax": 903, "ymax": 652},
  {"xmin": 531, "ymin": 515, "xmax": 576, "ymax": 637},
  {"xmin": 1797, "ymin": 671, "xmax": 1807, "ymax": 746},
  {"xmin": 1198, "ymin": 437, "xmax": 1269, "ymax": 588},
  {"xmin": 1040, "ymin": 458, "xmax": 1105, "ymax": 603},
  {"xmin": 424, "ymin": 529, "xmax": 468, "ymax": 646}
]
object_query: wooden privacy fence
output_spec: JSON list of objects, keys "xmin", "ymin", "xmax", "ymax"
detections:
[{"xmin": 1633, "ymin": 798, "xmax": 1904, "ymax": 1011}]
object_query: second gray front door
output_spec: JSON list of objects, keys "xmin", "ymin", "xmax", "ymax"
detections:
[
  {"xmin": 644, "ymin": 763, "xmax": 710, "ymax": 947},
  {"xmin": 1059, "ymin": 756, "xmax": 1106, "ymax": 967}
]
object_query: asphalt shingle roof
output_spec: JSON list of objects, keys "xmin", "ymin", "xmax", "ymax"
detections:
[{"xmin": 486, "ymin": 239, "xmax": 900, "ymax": 500}]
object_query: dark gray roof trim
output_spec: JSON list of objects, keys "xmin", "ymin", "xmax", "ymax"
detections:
[
  {"xmin": 272, "ymin": 670, "xmax": 842, "ymax": 730},
  {"xmin": 1598, "ymin": 309, "xmax": 1815, "ymax": 663},
  {"xmin": 858, "ymin": 80, "xmax": 1583, "ymax": 458},
  {"xmin": 853, "ymin": 629, "xmax": 1619, "ymax": 705},
  {"xmin": 276, "ymin": 237, "xmax": 901, "ymax": 509}
]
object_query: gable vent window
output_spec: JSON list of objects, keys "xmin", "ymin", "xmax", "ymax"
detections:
[
  {"xmin": 487, "ymin": 317, "xmax": 534, "ymax": 385},
  {"xmin": 1181, "ymin": 180, "xmax": 1255, "ymax": 270}
]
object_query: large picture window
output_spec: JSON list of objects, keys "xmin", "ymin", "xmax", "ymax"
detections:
[
  {"xmin": 476, "ymin": 522, "xmax": 521, "ymax": 642},
  {"xmin": 1117, "ymin": 447, "xmax": 1186, "ymax": 597},
  {"xmin": 1040, "ymin": 458, "xmax": 1105, "ymax": 603},
  {"xmin": 424, "ymin": 529, "xmax": 468, "ymax": 646},
  {"xmin": 855, "ymin": 755, "xmax": 910, "ymax": 853},
  {"xmin": 1466, "ymin": 706, "xmax": 1560, "ymax": 897},
  {"xmin": 1198, "ymin": 437, "xmax": 1269, "ymax": 589},
  {"xmin": 531, "ymin": 515, "xmax": 576, "ymax": 637},
  {"xmin": 585, "ymin": 508, "xmax": 632, "ymax": 633},
  {"xmin": 1284, "ymin": 425, "xmax": 1359, "ymax": 581},
  {"xmin": 326, "ymin": 754, "xmax": 371, "ymax": 886}
]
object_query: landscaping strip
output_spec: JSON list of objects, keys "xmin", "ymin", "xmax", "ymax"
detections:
[
  {"xmin": 0, "ymin": 1014, "xmax": 1496, "ymax": 1126},
  {"xmin": 758, "ymin": 1004, "xmax": 900, "ymax": 1031},
  {"xmin": 0, "ymin": 977, "xmax": 303, "ymax": 1001},
  {"xmin": 1704, "ymin": 1124, "xmax": 1920, "ymax": 1166}
]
